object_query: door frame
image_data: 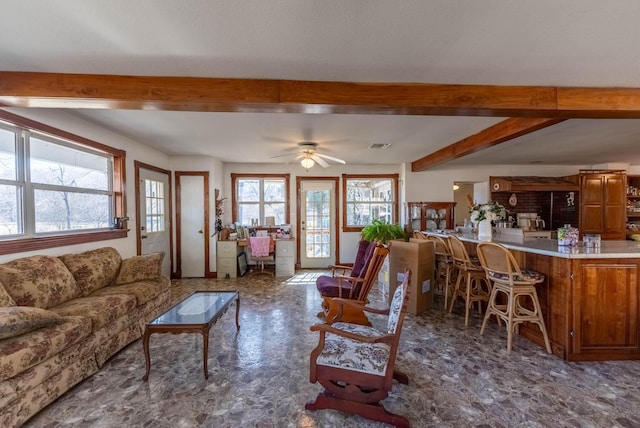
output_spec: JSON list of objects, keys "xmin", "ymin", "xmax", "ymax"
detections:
[
  {"xmin": 296, "ymin": 176, "xmax": 340, "ymax": 267},
  {"xmin": 175, "ymin": 171, "xmax": 212, "ymax": 278},
  {"xmin": 134, "ymin": 161, "xmax": 173, "ymax": 276}
]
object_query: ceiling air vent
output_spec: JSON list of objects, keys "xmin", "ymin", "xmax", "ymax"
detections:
[{"xmin": 368, "ymin": 143, "xmax": 391, "ymax": 149}]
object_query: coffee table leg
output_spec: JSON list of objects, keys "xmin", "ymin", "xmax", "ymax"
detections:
[
  {"xmin": 235, "ymin": 296, "xmax": 241, "ymax": 331},
  {"xmin": 202, "ymin": 327, "xmax": 210, "ymax": 379},
  {"xmin": 142, "ymin": 329, "xmax": 151, "ymax": 381}
]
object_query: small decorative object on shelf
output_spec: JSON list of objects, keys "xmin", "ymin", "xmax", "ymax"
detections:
[{"xmin": 557, "ymin": 224, "xmax": 579, "ymax": 246}]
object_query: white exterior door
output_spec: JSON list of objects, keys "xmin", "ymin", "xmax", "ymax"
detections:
[
  {"xmin": 139, "ymin": 168, "xmax": 171, "ymax": 277},
  {"xmin": 179, "ymin": 174, "xmax": 206, "ymax": 277},
  {"xmin": 300, "ymin": 180, "xmax": 335, "ymax": 268}
]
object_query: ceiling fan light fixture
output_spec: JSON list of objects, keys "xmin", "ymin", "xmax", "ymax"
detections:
[{"xmin": 301, "ymin": 157, "xmax": 315, "ymax": 170}]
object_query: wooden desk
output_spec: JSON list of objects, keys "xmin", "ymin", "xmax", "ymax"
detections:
[{"xmin": 217, "ymin": 238, "xmax": 296, "ymax": 277}]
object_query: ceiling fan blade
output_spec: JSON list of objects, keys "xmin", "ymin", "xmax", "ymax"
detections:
[
  {"xmin": 316, "ymin": 153, "xmax": 346, "ymax": 164},
  {"xmin": 270, "ymin": 150, "xmax": 300, "ymax": 159},
  {"xmin": 311, "ymin": 154, "xmax": 329, "ymax": 168}
]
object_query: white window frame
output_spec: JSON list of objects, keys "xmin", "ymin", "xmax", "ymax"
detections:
[
  {"xmin": 0, "ymin": 110, "xmax": 127, "ymax": 255},
  {"xmin": 342, "ymin": 174, "xmax": 399, "ymax": 231},
  {"xmin": 231, "ymin": 174, "xmax": 290, "ymax": 226}
]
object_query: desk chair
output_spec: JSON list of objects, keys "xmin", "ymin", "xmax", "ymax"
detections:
[{"xmin": 247, "ymin": 236, "xmax": 275, "ymax": 276}]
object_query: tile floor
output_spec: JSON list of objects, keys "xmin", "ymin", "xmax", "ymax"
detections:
[{"xmin": 25, "ymin": 271, "xmax": 640, "ymax": 428}]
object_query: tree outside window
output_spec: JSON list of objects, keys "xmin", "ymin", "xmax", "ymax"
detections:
[
  {"xmin": 343, "ymin": 174, "xmax": 398, "ymax": 231},
  {"xmin": 232, "ymin": 174, "xmax": 290, "ymax": 226}
]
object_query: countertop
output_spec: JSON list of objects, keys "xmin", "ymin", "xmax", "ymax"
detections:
[{"xmin": 430, "ymin": 230, "xmax": 640, "ymax": 259}]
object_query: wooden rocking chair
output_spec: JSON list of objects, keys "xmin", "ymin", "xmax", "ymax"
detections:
[
  {"xmin": 306, "ymin": 269, "xmax": 412, "ymax": 427},
  {"xmin": 316, "ymin": 242, "xmax": 389, "ymax": 325}
]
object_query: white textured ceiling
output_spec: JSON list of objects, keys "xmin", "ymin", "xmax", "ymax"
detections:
[{"xmin": 3, "ymin": 0, "xmax": 640, "ymax": 166}]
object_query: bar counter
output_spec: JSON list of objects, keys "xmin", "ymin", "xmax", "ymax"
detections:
[
  {"xmin": 452, "ymin": 231, "xmax": 640, "ymax": 259},
  {"xmin": 434, "ymin": 231, "xmax": 640, "ymax": 361}
]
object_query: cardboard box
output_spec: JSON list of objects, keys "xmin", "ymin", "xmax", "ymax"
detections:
[{"xmin": 388, "ymin": 239, "xmax": 435, "ymax": 315}]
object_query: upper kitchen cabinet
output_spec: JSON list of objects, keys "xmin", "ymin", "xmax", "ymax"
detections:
[
  {"xmin": 627, "ymin": 175, "xmax": 640, "ymax": 232},
  {"xmin": 579, "ymin": 170, "xmax": 626, "ymax": 240},
  {"xmin": 406, "ymin": 202, "xmax": 456, "ymax": 232}
]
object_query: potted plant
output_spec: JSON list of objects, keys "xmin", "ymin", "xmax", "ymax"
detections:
[{"xmin": 361, "ymin": 219, "xmax": 408, "ymax": 245}]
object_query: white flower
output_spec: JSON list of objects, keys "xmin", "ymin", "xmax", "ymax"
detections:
[{"xmin": 469, "ymin": 201, "xmax": 506, "ymax": 222}]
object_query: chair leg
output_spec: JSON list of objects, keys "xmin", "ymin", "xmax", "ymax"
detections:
[
  {"xmin": 531, "ymin": 291, "xmax": 553, "ymax": 354},
  {"xmin": 506, "ymin": 289, "xmax": 516, "ymax": 354},
  {"xmin": 464, "ymin": 273, "xmax": 472, "ymax": 326},
  {"xmin": 480, "ymin": 286, "xmax": 499, "ymax": 335},
  {"xmin": 448, "ymin": 270, "xmax": 462, "ymax": 314},
  {"xmin": 305, "ymin": 391, "xmax": 410, "ymax": 428},
  {"xmin": 443, "ymin": 265, "xmax": 451, "ymax": 310}
]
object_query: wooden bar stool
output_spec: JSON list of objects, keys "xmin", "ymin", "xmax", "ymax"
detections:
[
  {"xmin": 476, "ymin": 242, "xmax": 552, "ymax": 354},
  {"xmin": 447, "ymin": 235, "xmax": 491, "ymax": 326},
  {"xmin": 421, "ymin": 233, "xmax": 456, "ymax": 310}
]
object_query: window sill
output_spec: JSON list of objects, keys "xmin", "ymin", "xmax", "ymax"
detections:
[
  {"xmin": 0, "ymin": 229, "xmax": 128, "ymax": 256},
  {"xmin": 343, "ymin": 226, "xmax": 365, "ymax": 233}
]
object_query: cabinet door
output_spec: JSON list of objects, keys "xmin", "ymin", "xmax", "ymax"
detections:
[
  {"xmin": 573, "ymin": 261, "xmax": 639, "ymax": 356},
  {"xmin": 603, "ymin": 174, "xmax": 626, "ymax": 239},
  {"xmin": 580, "ymin": 173, "xmax": 626, "ymax": 239},
  {"xmin": 580, "ymin": 175, "xmax": 604, "ymax": 233}
]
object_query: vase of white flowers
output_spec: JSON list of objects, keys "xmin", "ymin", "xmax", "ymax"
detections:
[{"xmin": 469, "ymin": 201, "xmax": 507, "ymax": 239}]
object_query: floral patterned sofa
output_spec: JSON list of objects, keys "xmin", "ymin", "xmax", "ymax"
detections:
[{"xmin": 0, "ymin": 247, "xmax": 171, "ymax": 427}]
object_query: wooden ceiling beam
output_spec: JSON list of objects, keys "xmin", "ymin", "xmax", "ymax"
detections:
[
  {"xmin": 411, "ymin": 117, "xmax": 567, "ymax": 172},
  {"xmin": 3, "ymin": 72, "xmax": 640, "ymax": 118}
]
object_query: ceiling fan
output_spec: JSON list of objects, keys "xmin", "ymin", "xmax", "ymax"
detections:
[{"xmin": 271, "ymin": 142, "xmax": 346, "ymax": 169}]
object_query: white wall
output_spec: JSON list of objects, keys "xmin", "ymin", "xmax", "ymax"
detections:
[
  {"xmin": 224, "ymin": 162, "xmax": 402, "ymax": 264},
  {"xmin": 0, "ymin": 108, "xmax": 171, "ymax": 263},
  {"xmin": 3, "ymin": 107, "xmax": 639, "ymax": 268},
  {"xmin": 170, "ymin": 156, "xmax": 224, "ymax": 271}
]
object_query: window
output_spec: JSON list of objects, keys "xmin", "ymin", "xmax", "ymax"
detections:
[
  {"xmin": 342, "ymin": 174, "xmax": 399, "ymax": 231},
  {"xmin": 231, "ymin": 174, "xmax": 290, "ymax": 226},
  {"xmin": 144, "ymin": 179, "xmax": 165, "ymax": 232},
  {"xmin": 0, "ymin": 110, "xmax": 126, "ymax": 255}
]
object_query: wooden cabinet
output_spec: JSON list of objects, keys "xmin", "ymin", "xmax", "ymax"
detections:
[
  {"xmin": 520, "ymin": 251, "xmax": 640, "ymax": 361},
  {"xmin": 406, "ymin": 202, "xmax": 456, "ymax": 232},
  {"xmin": 572, "ymin": 260, "xmax": 639, "ymax": 358},
  {"xmin": 626, "ymin": 175, "xmax": 640, "ymax": 231},
  {"xmin": 579, "ymin": 170, "xmax": 626, "ymax": 240}
]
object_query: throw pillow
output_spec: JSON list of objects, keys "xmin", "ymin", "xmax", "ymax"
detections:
[
  {"xmin": 0, "ymin": 280, "xmax": 16, "ymax": 307},
  {"xmin": 116, "ymin": 252, "xmax": 164, "ymax": 285},
  {"xmin": 0, "ymin": 306, "xmax": 61, "ymax": 340},
  {"xmin": 60, "ymin": 247, "xmax": 122, "ymax": 296},
  {"xmin": 0, "ymin": 256, "xmax": 80, "ymax": 308}
]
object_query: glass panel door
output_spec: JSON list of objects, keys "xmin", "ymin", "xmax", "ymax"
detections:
[{"xmin": 300, "ymin": 181, "xmax": 335, "ymax": 268}]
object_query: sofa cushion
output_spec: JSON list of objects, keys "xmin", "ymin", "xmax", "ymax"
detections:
[
  {"xmin": 0, "ymin": 280, "xmax": 16, "ymax": 307},
  {"xmin": 49, "ymin": 294, "xmax": 137, "ymax": 330},
  {"xmin": 0, "ymin": 306, "xmax": 61, "ymax": 340},
  {"xmin": 90, "ymin": 277, "xmax": 170, "ymax": 306},
  {"xmin": 116, "ymin": 252, "xmax": 163, "ymax": 285},
  {"xmin": 0, "ymin": 315, "xmax": 91, "ymax": 382},
  {"xmin": 59, "ymin": 247, "xmax": 122, "ymax": 296},
  {"xmin": 0, "ymin": 256, "xmax": 81, "ymax": 308}
]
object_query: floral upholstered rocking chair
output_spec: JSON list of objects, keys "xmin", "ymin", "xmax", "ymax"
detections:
[{"xmin": 306, "ymin": 269, "xmax": 412, "ymax": 427}]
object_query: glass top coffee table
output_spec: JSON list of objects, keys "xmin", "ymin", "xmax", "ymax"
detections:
[{"xmin": 142, "ymin": 291, "xmax": 240, "ymax": 381}]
